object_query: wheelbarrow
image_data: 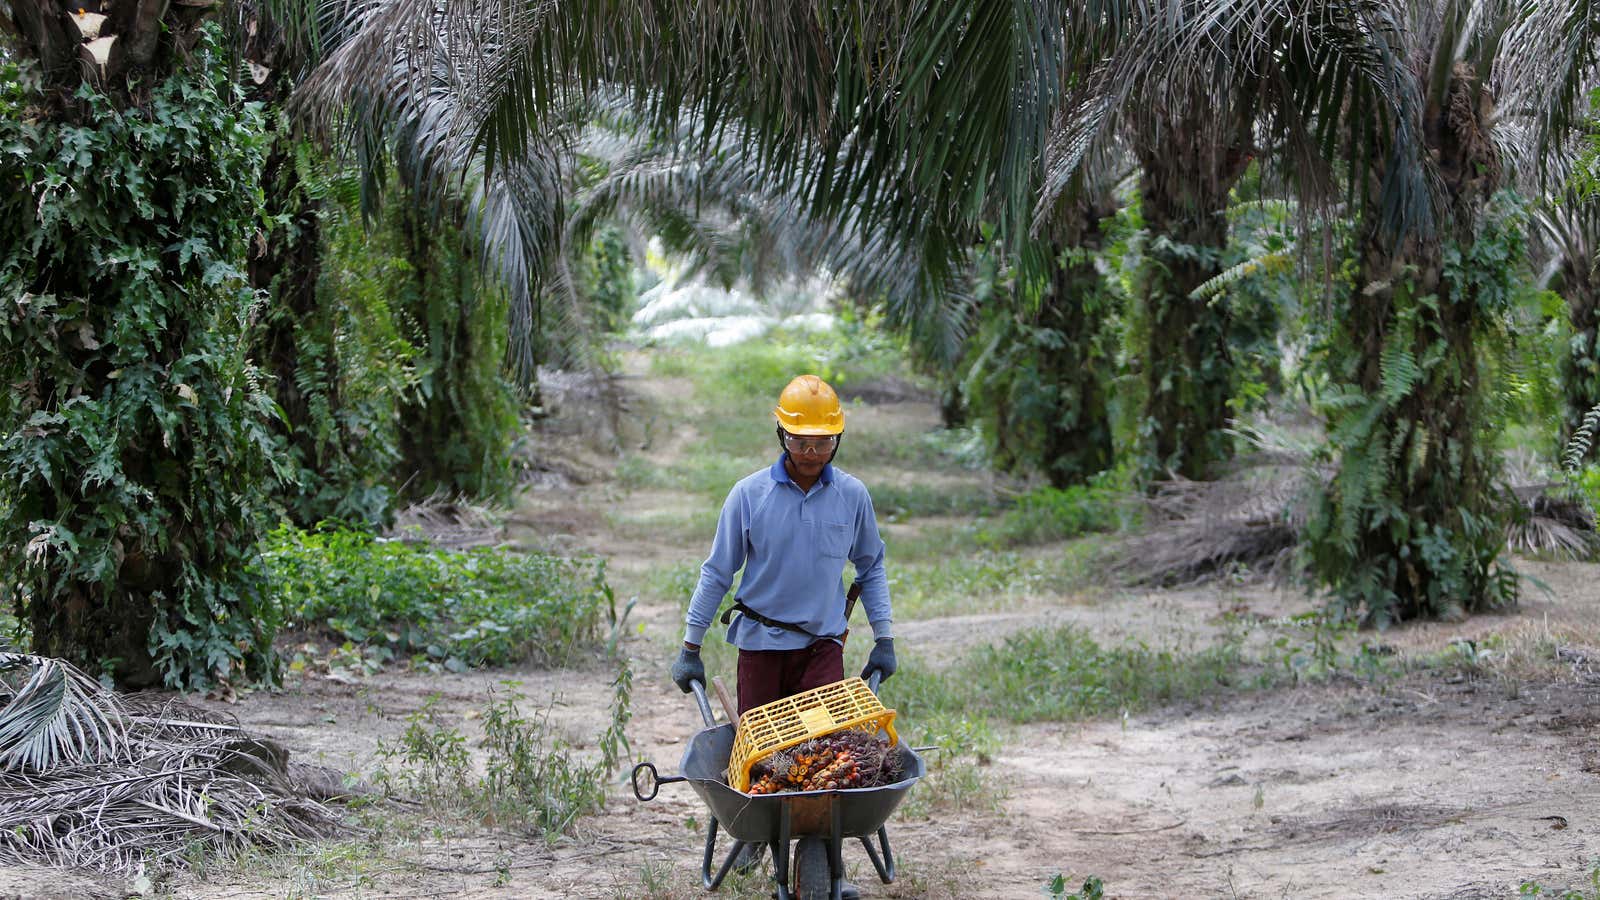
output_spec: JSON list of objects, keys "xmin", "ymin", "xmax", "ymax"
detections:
[{"xmin": 631, "ymin": 673, "xmax": 925, "ymax": 900}]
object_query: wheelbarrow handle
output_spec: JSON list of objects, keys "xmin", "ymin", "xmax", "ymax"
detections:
[
  {"xmin": 631, "ymin": 761, "xmax": 688, "ymax": 801},
  {"xmin": 688, "ymin": 679, "xmax": 717, "ymax": 728}
]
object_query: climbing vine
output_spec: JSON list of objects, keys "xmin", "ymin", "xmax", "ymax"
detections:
[{"xmin": 0, "ymin": 40, "xmax": 281, "ymax": 688}]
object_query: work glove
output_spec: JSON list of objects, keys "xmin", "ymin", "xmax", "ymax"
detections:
[
  {"xmin": 671, "ymin": 646, "xmax": 704, "ymax": 693},
  {"xmin": 861, "ymin": 638, "xmax": 897, "ymax": 683}
]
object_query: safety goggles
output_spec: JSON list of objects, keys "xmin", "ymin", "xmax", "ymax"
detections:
[{"xmin": 781, "ymin": 433, "xmax": 839, "ymax": 455}]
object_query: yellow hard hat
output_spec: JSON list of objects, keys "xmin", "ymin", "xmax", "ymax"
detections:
[{"xmin": 773, "ymin": 375, "xmax": 844, "ymax": 435}]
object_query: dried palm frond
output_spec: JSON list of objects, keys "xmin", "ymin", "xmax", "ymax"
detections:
[
  {"xmin": 387, "ymin": 491, "xmax": 504, "ymax": 548},
  {"xmin": 0, "ymin": 653, "xmax": 129, "ymax": 772},
  {"xmin": 1506, "ymin": 485, "xmax": 1599, "ymax": 560},
  {"xmin": 1110, "ymin": 465, "xmax": 1316, "ymax": 587},
  {"xmin": 0, "ymin": 659, "xmax": 342, "ymax": 873}
]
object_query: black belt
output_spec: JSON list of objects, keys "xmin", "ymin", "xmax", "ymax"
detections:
[{"xmin": 721, "ymin": 583, "xmax": 863, "ymax": 643}]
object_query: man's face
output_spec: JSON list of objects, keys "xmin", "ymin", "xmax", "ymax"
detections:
[{"xmin": 781, "ymin": 431, "xmax": 838, "ymax": 477}]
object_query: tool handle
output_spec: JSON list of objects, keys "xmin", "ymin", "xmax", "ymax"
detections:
[
  {"xmin": 843, "ymin": 581, "xmax": 863, "ymax": 622},
  {"xmin": 710, "ymin": 675, "xmax": 740, "ymax": 727}
]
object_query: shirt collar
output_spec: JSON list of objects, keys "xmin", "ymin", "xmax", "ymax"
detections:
[{"xmin": 769, "ymin": 454, "xmax": 834, "ymax": 485}]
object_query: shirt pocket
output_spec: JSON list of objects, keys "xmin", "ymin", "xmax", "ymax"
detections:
[{"xmin": 817, "ymin": 520, "xmax": 852, "ymax": 558}]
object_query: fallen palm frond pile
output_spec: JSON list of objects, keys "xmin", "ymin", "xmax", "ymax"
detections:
[
  {"xmin": 1108, "ymin": 451, "xmax": 1600, "ymax": 586},
  {"xmin": 1108, "ymin": 465, "xmax": 1313, "ymax": 587},
  {"xmin": 1506, "ymin": 484, "xmax": 1599, "ymax": 559},
  {"xmin": 0, "ymin": 654, "xmax": 342, "ymax": 873},
  {"xmin": 387, "ymin": 492, "xmax": 504, "ymax": 548}
]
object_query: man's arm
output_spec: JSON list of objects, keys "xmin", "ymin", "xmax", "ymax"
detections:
[
  {"xmin": 849, "ymin": 486, "xmax": 892, "ymax": 641},
  {"xmin": 684, "ymin": 487, "xmax": 748, "ymax": 649}
]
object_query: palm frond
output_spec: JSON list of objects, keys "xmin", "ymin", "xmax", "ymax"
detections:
[
  {"xmin": 0, "ymin": 691, "xmax": 341, "ymax": 873},
  {"xmin": 0, "ymin": 654, "xmax": 128, "ymax": 773},
  {"xmin": 295, "ymin": 0, "xmax": 1067, "ymax": 266},
  {"xmin": 1499, "ymin": 0, "xmax": 1600, "ymax": 188},
  {"xmin": 567, "ymin": 103, "xmax": 978, "ymax": 366}
]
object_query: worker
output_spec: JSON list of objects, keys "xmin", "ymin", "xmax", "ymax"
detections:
[{"xmin": 671, "ymin": 374, "xmax": 896, "ymax": 713}]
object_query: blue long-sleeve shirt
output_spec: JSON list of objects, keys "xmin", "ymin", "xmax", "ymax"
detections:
[{"xmin": 684, "ymin": 456, "xmax": 892, "ymax": 651}]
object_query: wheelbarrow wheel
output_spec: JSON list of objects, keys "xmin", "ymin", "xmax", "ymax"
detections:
[{"xmin": 792, "ymin": 837, "xmax": 831, "ymax": 900}]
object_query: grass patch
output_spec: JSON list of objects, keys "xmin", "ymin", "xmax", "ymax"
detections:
[
  {"xmin": 883, "ymin": 519, "xmax": 986, "ymax": 563},
  {"xmin": 642, "ymin": 560, "xmax": 704, "ymax": 603},
  {"xmin": 837, "ymin": 424, "xmax": 990, "ymax": 472},
  {"xmin": 888, "ymin": 541, "xmax": 1106, "ymax": 620},
  {"xmin": 208, "ymin": 804, "xmax": 412, "ymax": 898},
  {"xmin": 616, "ymin": 453, "xmax": 762, "ymax": 497},
  {"xmin": 648, "ymin": 323, "xmax": 913, "ymax": 402},
  {"xmin": 263, "ymin": 526, "xmax": 610, "ymax": 671},
  {"xmin": 885, "ymin": 625, "xmax": 1262, "ymax": 724},
  {"xmin": 869, "ymin": 481, "xmax": 1008, "ymax": 519},
  {"xmin": 604, "ymin": 506, "xmax": 721, "ymax": 544},
  {"xmin": 976, "ymin": 479, "xmax": 1133, "ymax": 548},
  {"xmin": 897, "ymin": 712, "xmax": 1006, "ymax": 819}
]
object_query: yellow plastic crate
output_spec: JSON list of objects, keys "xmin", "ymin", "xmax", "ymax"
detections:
[{"xmin": 727, "ymin": 677, "xmax": 898, "ymax": 792}]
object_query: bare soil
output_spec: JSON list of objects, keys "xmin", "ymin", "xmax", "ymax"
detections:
[{"xmin": 11, "ymin": 368, "xmax": 1600, "ymax": 900}]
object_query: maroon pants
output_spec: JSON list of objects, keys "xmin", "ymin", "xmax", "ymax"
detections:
[{"xmin": 737, "ymin": 641, "xmax": 844, "ymax": 714}]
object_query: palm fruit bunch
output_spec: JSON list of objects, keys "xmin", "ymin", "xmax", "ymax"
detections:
[{"xmin": 742, "ymin": 729, "xmax": 903, "ymax": 794}]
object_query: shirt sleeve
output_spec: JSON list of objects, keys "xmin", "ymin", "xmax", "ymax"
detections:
[
  {"xmin": 849, "ymin": 484, "xmax": 892, "ymax": 640},
  {"xmin": 684, "ymin": 485, "xmax": 747, "ymax": 646}
]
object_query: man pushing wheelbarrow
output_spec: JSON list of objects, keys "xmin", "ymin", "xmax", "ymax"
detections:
[{"xmin": 667, "ymin": 374, "xmax": 902, "ymax": 898}]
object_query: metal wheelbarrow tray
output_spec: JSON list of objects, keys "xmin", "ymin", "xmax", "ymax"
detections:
[{"xmin": 632, "ymin": 679, "xmax": 924, "ymax": 900}]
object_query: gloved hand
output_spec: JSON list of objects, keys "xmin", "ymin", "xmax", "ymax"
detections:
[
  {"xmin": 671, "ymin": 646, "xmax": 704, "ymax": 693},
  {"xmin": 861, "ymin": 638, "xmax": 896, "ymax": 683}
]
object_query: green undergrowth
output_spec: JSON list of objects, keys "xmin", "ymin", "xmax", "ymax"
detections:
[
  {"xmin": 647, "ymin": 322, "xmax": 912, "ymax": 405},
  {"xmin": 975, "ymin": 478, "xmax": 1135, "ymax": 548},
  {"xmin": 1046, "ymin": 875, "xmax": 1107, "ymax": 899},
  {"xmin": 213, "ymin": 660, "xmax": 633, "ymax": 893},
  {"xmin": 372, "ymin": 672, "xmax": 631, "ymax": 840},
  {"xmin": 262, "ymin": 526, "xmax": 610, "ymax": 671},
  {"xmin": 603, "ymin": 506, "xmax": 721, "ymax": 545},
  {"xmin": 616, "ymin": 452, "xmax": 761, "ymax": 498},
  {"xmin": 885, "ymin": 625, "xmax": 1262, "ymax": 724},
  {"xmin": 836, "ymin": 425, "xmax": 992, "ymax": 472},
  {"xmin": 897, "ymin": 712, "xmax": 1006, "ymax": 820},
  {"xmin": 868, "ymin": 480, "xmax": 1009, "ymax": 519},
  {"xmin": 888, "ymin": 544, "xmax": 1102, "ymax": 620}
]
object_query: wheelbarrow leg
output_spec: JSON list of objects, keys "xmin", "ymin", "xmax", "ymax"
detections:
[
  {"xmin": 702, "ymin": 816, "xmax": 757, "ymax": 891},
  {"xmin": 771, "ymin": 799, "xmax": 794, "ymax": 900},
  {"xmin": 859, "ymin": 825, "xmax": 897, "ymax": 883},
  {"xmin": 827, "ymin": 795, "xmax": 845, "ymax": 900}
]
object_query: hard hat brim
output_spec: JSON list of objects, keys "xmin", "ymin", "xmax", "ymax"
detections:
[{"xmin": 772, "ymin": 407, "xmax": 844, "ymax": 436}]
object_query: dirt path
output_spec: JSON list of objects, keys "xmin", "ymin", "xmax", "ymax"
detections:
[{"xmin": 26, "ymin": 362, "xmax": 1600, "ymax": 900}]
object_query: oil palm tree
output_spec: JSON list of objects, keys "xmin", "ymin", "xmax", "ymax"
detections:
[
  {"xmin": 3, "ymin": 0, "xmax": 1072, "ymax": 684},
  {"xmin": 0, "ymin": 1, "xmax": 301, "ymax": 687},
  {"xmin": 1041, "ymin": 1, "xmax": 1281, "ymax": 479},
  {"xmin": 1531, "ymin": 180, "xmax": 1600, "ymax": 451},
  {"xmin": 1042, "ymin": 0, "xmax": 1600, "ymax": 622}
]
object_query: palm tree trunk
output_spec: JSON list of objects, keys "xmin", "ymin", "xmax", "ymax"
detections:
[
  {"xmin": 1, "ymin": 17, "xmax": 277, "ymax": 688},
  {"xmin": 393, "ymin": 190, "xmax": 518, "ymax": 501},
  {"xmin": 1036, "ymin": 195, "xmax": 1117, "ymax": 486},
  {"xmin": 1313, "ymin": 62, "xmax": 1514, "ymax": 624},
  {"xmin": 251, "ymin": 142, "xmax": 328, "ymax": 453},
  {"xmin": 1559, "ymin": 259, "xmax": 1600, "ymax": 445},
  {"xmin": 1132, "ymin": 104, "xmax": 1254, "ymax": 480}
]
